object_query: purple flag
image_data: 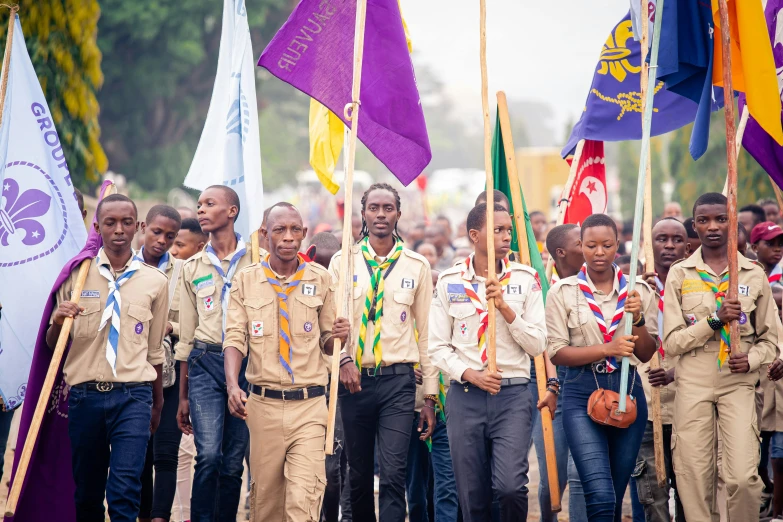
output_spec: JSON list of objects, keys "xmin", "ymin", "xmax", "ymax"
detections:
[
  {"xmin": 739, "ymin": 0, "xmax": 783, "ymax": 189},
  {"xmin": 4, "ymin": 180, "xmax": 112, "ymax": 522},
  {"xmin": 258, "ymin": 0, "xmax": 431, "ymax": 186}
]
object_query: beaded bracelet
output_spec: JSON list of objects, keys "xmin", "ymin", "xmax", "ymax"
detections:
[{"xmin": 707, "ymin": 313, "xmax": 723, "ymax": 331}]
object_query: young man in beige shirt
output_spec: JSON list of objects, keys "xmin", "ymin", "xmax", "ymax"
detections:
[{"xmin": 48, "ymin": 194, "xmax": 168, "ymax": 522}]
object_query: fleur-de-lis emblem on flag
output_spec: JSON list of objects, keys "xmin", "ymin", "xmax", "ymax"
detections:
[
  {"xmin": 597, "ymin": 20, "xmax": 640, "ymax": 83},
  {"xmin": 0, "ymin": 177, "xmax": 51, "ymax": 246}
]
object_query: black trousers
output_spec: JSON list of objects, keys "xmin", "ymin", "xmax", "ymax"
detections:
[
  {"xmin": 340, "ymin": 371, "xmax": 416, "ymax": 522},
  {"xmin": 446, "ymin": 382, "xmax": 534, "ymax": 522},
  {"xmin": 322, "ymin": 391, "xmax": 350, "ymax": 522}
]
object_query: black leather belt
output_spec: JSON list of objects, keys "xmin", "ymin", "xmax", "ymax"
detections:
[
  {"xmin": 73, "ymin": 381, "xmax": 151, "ymax": 392},
  {"xmin": 248, "ymin": 384, "xmax": 325, "ymax": 401},
  {"xmin": 194, "ymin": 340, "xmax": 223, "ymax": 353},
  {"xmin": 451, "ymin": 377, "xmax": 530, "ymax": 388},
  {"xmin": 360, "ymin": 363, "xmax": 413, "ymax": 377},
  {"xmin": 586, "ymin": 361, "xmax": 637, "ymax": 374}
]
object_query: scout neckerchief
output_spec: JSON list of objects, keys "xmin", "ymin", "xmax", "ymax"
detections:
[
  {"xmin": 695, "ymin": 268, "xmax": 731, "ymax": 370},
  {"xmin": 577, "ymin": 263, "xmax": 627, "ymax": 372},
  {"xmin": 204, "ymin": 234, "xmax": 247, "ymax": 340},
  {"xmin": 461, "ymin": 254, "xmax": 512, "ymax": 365},
  {"xmin": 137, "ymin": 246, "xmax": 170, "ymax": 271},
  {"xmin": 357, "ymin": 237, "xmax": 404, "ymax": 370},
  {"xmin": 769, "ymin": 264, "xmax": 782, "ymax": 286},
  {"xmin": 97, "ymin": 250, "xmax": 142, "ymax": 376},
  {"xmin": 655, "ymin": 275, "xmax": 665, "ymax": 358},
  {"xmin": 437, "ymin": 372, "xmax": 447, "ymax": 423},
  {"xmin": 261, "ymin": 253, "xmax": 307, "ymax": 382}
]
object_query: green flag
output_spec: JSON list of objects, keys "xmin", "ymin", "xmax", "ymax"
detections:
[{"xmin": 490, "ymin": 108, "xmax": 551, "ymax": 300}]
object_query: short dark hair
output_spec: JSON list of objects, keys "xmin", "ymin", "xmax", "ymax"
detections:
[
  {"xmin": 264, "ymin": 202, "xmax": 300, "ymax": 228},
  {"xmin": 758, "ymin": 198, "xmax": 778, "ymax": 208},
  {"xmin": 739, "ymin": 204, "xmax": 766, "ymax": 226},
  {"xmin": 96, "ymin": 194, "xmax": 137, "ymax": 221},
  {"xmin": 530, "ymin": 210, "xmax": 545, "ymax": 219},
  {"xmin": 616, "ymin": 255, "xmax": 643, "ymax": 274},
  {"xmin": 683, "ymin": 217, "xmax": 699, "ymax": 239},
  {"xmin": 310, "ymin": 231, "xmax": 341, "ymax": 267},
  {"xmin": 692, "ymin": 192, "xmax": 727, "ymax": 217},
  {"xmin": 180, "ymin": 218, "xmax": 207, "ymax": 240},
  {"xmin": 652, "ymin": 216, "xmax": 687, "ymax": 233},
  {"xmin": 74, "ymin": 188, "xmax": 85, "ymax": 213},
  {"xmin": 145, "ymin": 204, "xmax": 182, "ymax": 229},
  {"xmin": 435, "ymin": 215, "xmax": 451, "ymax": 226},
  {"xmin": 466, "ymin": 203, "xmax": 510, "ymax": 235},
  {"xmin": 204, "ymin": 185, "xmax": 240, "ymax": 222},
  {"xmin": 475, "ymin": 190, "xmax": 510, "ymax": 210},
  {"xmin": 580, "ymin": 214, "xmax": 617, "ymax": 239},
  {"xmin": 545, "ymin": 224, "xmax": 578, "ymax": 257}
]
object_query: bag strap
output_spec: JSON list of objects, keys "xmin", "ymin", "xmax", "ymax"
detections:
[{"xmin": 167, "ymin": 259, "xmax": 183, "ymax": 312}]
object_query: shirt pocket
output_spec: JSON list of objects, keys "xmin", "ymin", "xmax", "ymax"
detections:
[
  {"xmin": 292, "ymin": 294, "xmax": 323, "ymax": 339},
  {"xmin": 197, "ymin": 285, "xmax": 219, "ymax": 316},
  {"xmin": 387, "ymin": 289, "xmax": 414, "ymax": 327},
  {"xmin": 681, "ymin": 292, "xmax": 713, "ymax": 321},
  {"xmin": 498, "ymin": 294, "xmax": 525, "ymax": 343},
  {"xmin": 123, "ymin": 302, "xmax": 153, "ymax": 345},
  {"xmin": 74, "ymin": 300, "xmax": 101, "ymax": 339},
  {"xmin": 243, "ymin": 297, "xmax": 275, "ymax": 346},
  {"xmin": 566, "ymin": 308, "xmax": 591, "ymax": 347},
  {"xmin": 739, "ymin": 295, "xmax": 758, "ymax": 338},
  {"xmin": 447, "ymin": 303, "xmax": 478, "ymax": 346}
]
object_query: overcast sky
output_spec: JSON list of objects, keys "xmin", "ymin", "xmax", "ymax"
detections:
[{"xmin": 399, "ymin": 0, "xmax": 630, "ymax": 137}]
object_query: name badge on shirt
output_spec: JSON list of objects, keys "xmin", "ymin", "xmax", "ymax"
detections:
[
  {"xmin": 80, "ymin": 290, "xmax": 100, "ymax": 298},
  {"xmin": 506, "ymin": 284, "xmax": 522, "ymax": 295},
  {"xmin": 251, "ymin": 321, "xmax": 263, "ymax": 336},
  {"xmin": 302, "ymin": 284, "xmax": 316, "ymax": 296},
  {"xmin": 738, "ymin": 284, "xmax": 749, "ymax": 297},
  {"xmin": 401, "ymin": 278, "xmax": 415, "ymax": 290}
]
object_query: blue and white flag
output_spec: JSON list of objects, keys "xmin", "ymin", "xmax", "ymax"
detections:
[
  {"xmin": 183, "ymin": 0, "xmax": 263, "ymax": 239},
  {"xmin": 0, "ymin": 14, "xmax": 88, "ymax": 409}
]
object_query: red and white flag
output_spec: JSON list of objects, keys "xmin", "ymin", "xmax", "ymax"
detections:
[{"xmin": 563, "ymin": 140, "xmax": 607, "ymax": 225}]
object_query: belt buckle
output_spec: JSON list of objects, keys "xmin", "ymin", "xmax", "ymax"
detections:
[
  {"xmin": 366, "ymin": 366, "xmax": 376, "ymax": 377},
  {"xmin": 594, "ymin": 362, "xmax": 606, "ymax": 374},
  {"xmin": 96, "ymin": 381, "xmax": 113, "ymax": 392}
]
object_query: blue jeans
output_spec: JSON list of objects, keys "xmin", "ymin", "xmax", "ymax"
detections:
[
  {"xmin": 567, "ymin": 453, "xmax": 588, "ymax": 522},
  {"xmin": 529, "ymin": 366, "xmax": 570, "ymax": 522},
  {"xmin": 406, "ymin": 411, "xmax": 432, "ymax": 522},
  {"xmin": 68, "ymin": 384, "xmax": 152, "ymax": 522},
  {"xmin": 430, "ymin": 418, "xmax": 459, "ymax": 522},
  {"xmin": 188, "ymin": 348, "xmax": 249, "ymax": 522},
  {"xmin": 561, "ymin": 366, "xmax": 647, "ymax": 522}
]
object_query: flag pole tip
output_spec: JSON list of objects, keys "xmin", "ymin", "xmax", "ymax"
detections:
[{"xmin": 1, "ymin": 4, "xmax": 19, "ymax": 13}]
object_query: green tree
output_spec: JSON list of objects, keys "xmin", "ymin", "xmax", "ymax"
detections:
[{"xmin": 0, "ymin": 1, "xmax": 107, "ymax": 186}]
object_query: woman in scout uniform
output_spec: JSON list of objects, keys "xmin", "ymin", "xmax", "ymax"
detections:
[
  {"xmin": 223, "ymin": 203, "xmax": 349, "ymax": 522},
  {"xmin": 135, "ymin": 205, "xmax": 185, "ymax": 522},
  {"xmin": 330, "ymin": 183, "xmax": 436, "ymax": 522},
  {"xmin": 546, "ymin": 213, "xmax": 658, "ymax": 522},
  {"xmin": 174, "ymin": 186, "xmax": 262, "ymax": 522},
  {"xmin": 429, "ymin": 203, "xmax": 547, "ymax": 522},
  {"xmin": 663, "ymin": 192, "xmax": 778, "ymax": 522},
  {"xmin": 48, "ymin": 194, "xmax": 169, "ymax": 522}
]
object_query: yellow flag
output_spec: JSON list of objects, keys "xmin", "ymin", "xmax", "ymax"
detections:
[
  {"xmin": 712, "ymin": 0, "xmax": 783, "ymax": 145},
  {"xmin": 308, "ymin": 0, "xmax": 412, "ymax": 194}
]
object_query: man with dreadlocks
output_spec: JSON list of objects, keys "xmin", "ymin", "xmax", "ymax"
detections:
[{"xmin": 329, "ymin": 183, "xmax": 437, "ymax": 522}]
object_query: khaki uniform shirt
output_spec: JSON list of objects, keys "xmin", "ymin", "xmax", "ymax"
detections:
[
  {"xmin": 428, "ymin": 256, "xmax": 547, "ymax": 382},
  {"xmin": 545, "ymin": 271, "xmax": 658, "ymax": 365},
  {"xmin": 330, "ymin": 243, "xmax": 437, "ymax": 395},
  {"xmin": 663, "ymin": 248, "xmax": 778, "ymax": 371},
  {"xmin": 224, "ymin": 261, "xmax": 336, "ymax": 389},
  {"xmin": 54, "ymin": 248, "xmax": 168, "ymax": 385},
  {"xmin": 175, "ymin": 243, "xmax": 265, "ymax": 361}
]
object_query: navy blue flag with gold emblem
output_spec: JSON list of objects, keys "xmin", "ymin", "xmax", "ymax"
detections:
[{"xmin": 562, "ymin": 12, "xmax": 719, "ymax": 158}]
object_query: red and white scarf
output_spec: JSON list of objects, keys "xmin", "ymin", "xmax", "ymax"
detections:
[{"xmin": 461, "ymin": 256, "xmax": 511, "ymax": 365}]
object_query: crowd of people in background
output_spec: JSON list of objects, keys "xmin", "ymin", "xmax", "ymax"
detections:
[{"xmin": 2, "ymin": 186, "xmax": 783, "ymax": 522}]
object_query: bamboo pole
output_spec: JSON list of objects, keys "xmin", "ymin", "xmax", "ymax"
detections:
[
  {"xmin": 722, "ymin": 106, "xmax": 749, "ymax": 196},
  {"xmin": 638, "ymin": 1, "xmax": 666, "ymax": 488},
  {"xmin": 545, "ymin": 139, "xmax": 585, "ymax": 282},
  {"xmin": 480, "ymin": 0, "xmax": 498, "ymax": 373},
  {"xmin": 325, "ymin": 0, "xmax": 366, "ymax": 455},
  {"xmin": 0, "ymin": 4, "xmax": 17, "ymax": 129},
  {"xmin": 717, "ymin": 0, "xmax": 740, "ymax": 355},
  {"xmin": 497, "ymin": 91, "xmax": 561, "ymax": 513},
  {"xmin": 5, "ymin": 182, "xmax": 117, "ymax": 517},
  {"xmin": 619, "ymin": 0, "xmax": 666, "ymax": 412}
]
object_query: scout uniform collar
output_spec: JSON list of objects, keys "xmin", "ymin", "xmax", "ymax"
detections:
[
  {"xmin": 96, "ymin": 247, "xmax": 136, "ymax": 275},
  {"xmin": 679, "ymin": 246, "xmax": 756, "ymax": 274},
  {"xmin": 578, "ymin": 262, "xmax": 622, "ymax": 296},
  {"xmin": 461, "ymin": 253, "xmax": 511, "ymax": 282}
]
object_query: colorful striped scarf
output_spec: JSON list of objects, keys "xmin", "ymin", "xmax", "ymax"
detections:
[
  {"xmin": 577, "ymin": 264, "xmax": 627, "ymax": 372},
  {"xmin": 695, "ymin": 269, "xmax": 731, "ymax": 370},
  {"xmin": 461, "ymin": 255, "xmax": 511, "ymax": 365}
]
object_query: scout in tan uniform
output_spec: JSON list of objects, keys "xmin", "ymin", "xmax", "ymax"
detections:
[
  {"xmin": 429, "ymin": 204, "xmax": 547, "ymax": 522},
  {"xmin": 663, "ymin": 192, "xmax": 778, "ymax": 522},
  {"xmin": 633, "ymin": 217, "xmax": 687, "ymax": 522},
  {"xmin": 329, "ymin": 183, "xmax": 436, "ymax": 522},
  {"xmin": 223, "ymin": 203, "xmax": 350, "ymax": 522},
  {"xmin": 174, "ymin": 185, "xmax": 264, "ymax": 522},
  {"xmin": 766, "ymin": 286, "xmax": 783, "ymax": 520},
  {"xmin": 48, "ymin": 194, "xmax": 168, "ymax": 522}
]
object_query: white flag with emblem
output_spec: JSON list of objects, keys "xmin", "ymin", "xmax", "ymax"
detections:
[
  {"xmin": 183, "ymin": 0, "xmax": 264, "ymax": 239},
  {"xmin": 0, "ymin": 14, "xmax": 88, "ymax": 409}
]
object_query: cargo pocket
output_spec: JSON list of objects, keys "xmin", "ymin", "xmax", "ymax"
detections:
[
  {"xmin": 631, "ymin": 459, "xmax": 654, "ymax": 505},
  {"xmin": 197, "ymin": 285, "xmax": 219, "ymax": 316},
  {"xmin": 123, "ymin": 303, "xmax": 153, "ymax": 344},
  {"xmin": 293, "ymin": 294, "xmax": 323, "ymax": 339},
  {"xmin": 307, "ymin": 473, "xmax": 327, "ymax": 521},
  {"xmin": 670, "ymin": 433, "xmax": 680, "ymax": 475},
  {"xmin": 388, "ymin": 290, "xmax": 414, "ymax": 326},
  {"xmin": 73, "ymin": 300, "xmax": 101, "ymax": 339}
]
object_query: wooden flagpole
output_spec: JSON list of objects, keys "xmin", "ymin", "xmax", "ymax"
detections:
[
  {"xmin": 639, "ymin": 1, "xmax": 666, "ymax": 487},
  {"xmin": 480, "ymin": 0, "xmax": 498, "ymax": 373},
  {"xmin": 717, "ymin": 0, "xmax": 740, "ymax": 355},
  {"xmin": 0, "ymin": 3, "xmax": 17, "ymax": 129},
  {"xmin": 5, "ymin": 182, "xmax": 117, "ymax": 517},
  {"xmin": 325, "ymin": 0, "xmax": 367, "ymax": 455},
  {"xmin": 497, "ymin": 91, "xmax": 561, "ymax": 513},
  {"xmin": 545, "ymin": 139, "xmax": 585, "ymax": 282},
  {"xmin": 722, "ymin": 106, "xmax": 749, "ymax": 196},
  {"xmin": 619, "ymin": 0, "xmax": 666, "ymax": 412}
]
